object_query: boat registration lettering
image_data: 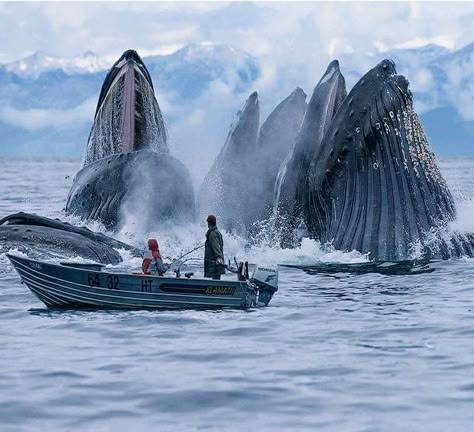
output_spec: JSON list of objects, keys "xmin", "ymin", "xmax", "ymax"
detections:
[
  {"xmin": 141, "ymin": 279, "xmax": 152, "ymax": 292},
  {"xmin": 205, "ymin": 286, "xmax": 235, "ymax": 296},
  {"xmin": 29, "ymin": 262, "xmax": 43, "ymax": 270},
  {"xmin": 107, "ymin": 275, "xmax": 119, "ymax": 290},
  {"xmin": 88, "ymin": 273, "xmax": 100, "ymax": 287}
]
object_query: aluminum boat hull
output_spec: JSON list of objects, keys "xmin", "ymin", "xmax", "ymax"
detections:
[{"xmin": 6, "ymin": 254, "xmax": 267, "ymax": 310}]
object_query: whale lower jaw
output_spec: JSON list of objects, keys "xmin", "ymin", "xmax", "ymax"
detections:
[
  {"xmin": 305, "ymin": 108, "xmax": 458, "ymax": 261},
  {"xmin": 273, "ymin": 61, "xmax": 346, "ymax": 246},
  {"xmin": 298, "ymin": 59, "xmax": 469, "ymax": 261},
  {"xmin": 66, "ymin": 150, "xmax": 195, "ymax": 231}
]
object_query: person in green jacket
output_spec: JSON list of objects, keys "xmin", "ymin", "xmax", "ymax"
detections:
[{"xmin": 204, "ymin": 214, "xmax": 225, "ymax": 279}]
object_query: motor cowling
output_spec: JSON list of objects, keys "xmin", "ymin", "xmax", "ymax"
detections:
[{"xmin": 250, "ymin": 265, "xmax": 278, "ymax": 307}]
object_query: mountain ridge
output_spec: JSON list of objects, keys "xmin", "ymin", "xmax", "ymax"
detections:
[{"xmin": 0, "ymin": 42, "xmax": 472, "ymax": 158}]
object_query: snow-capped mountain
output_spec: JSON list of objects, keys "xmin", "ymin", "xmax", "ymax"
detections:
[
  {"xmin": 4, "ymin": 51, "xmax": 114, "ymax": 78},
  {"xmin": 0, "ymin": 42, "xmax": 472, "ymax": 160},
  {"xmin": 0, "ymin": 43, "xmax": 259, "ymax": 110},
  {"xmin": 145, "ymin": 43, "xmax": 259, "ymax": 99},
  {"xmin": 0, "ymin": 43, "xmax": 260, "ymax": 159},
  {"xmin": 329, "ymin": 43, "xmax": 474, "ymax": 155}
]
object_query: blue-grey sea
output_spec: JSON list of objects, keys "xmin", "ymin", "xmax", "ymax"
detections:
[{"xmin": 1, "ymin": 158, "xmax": 474, "ymax": 432}]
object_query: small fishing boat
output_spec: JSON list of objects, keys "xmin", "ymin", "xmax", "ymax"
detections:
[{"xmin": 6, "ymin": 254, "xmax": 278, "ymax": 310}]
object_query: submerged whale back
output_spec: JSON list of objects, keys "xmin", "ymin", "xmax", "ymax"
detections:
[
  {"xmin": 0, "ymin": 213, "xmax": 141, "ymax": 264},
  {"xmin": 84, "ymin": 50, "xmax": 168, "ymax": 166},
  {"xmin": 306, "ymin": 59, "xmax": 456, "ymax": 261}
]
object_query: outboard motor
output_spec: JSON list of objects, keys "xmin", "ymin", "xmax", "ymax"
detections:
[{"xmin": 250, "ymin": 265, "xmax": 278, "ymax": 307}]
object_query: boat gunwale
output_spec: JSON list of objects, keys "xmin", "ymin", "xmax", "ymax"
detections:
[
  {"xmin": 7, "ymin": 254, "xmax": 250, "ymax": 296},
  {"xmin": 7, "ymin": 254, "xmax": 255, "ymax": 309}
]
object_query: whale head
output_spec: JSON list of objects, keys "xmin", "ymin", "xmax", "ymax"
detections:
[
  {"xmin": 65, "ymin": 50, "xmax": 195, "ymax": 230},
  {"xmin": 272, "ymin": 60, "xmax": 346, "ymax": 245},
  {"xmin": 83, "ymin": 49, "xmax": 169, "ymax": 166},
  {"xmin": 304, "ymin": 59, "xmax": 455, "ymax": 260}
]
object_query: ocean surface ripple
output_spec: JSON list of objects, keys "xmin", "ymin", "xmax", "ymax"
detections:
[{"xmin": 1, "ymin": 158, "xmax": 474, "ymax": 431}]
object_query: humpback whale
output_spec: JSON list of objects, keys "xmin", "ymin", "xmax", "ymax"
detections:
[
  {"xmin": 255, "ymin": 88, "xmax": 307, "ymax": 223},
  {"xmin": 274, "ymin": 60, "xmax": 346, "ymax": 245},
  {"xmin": 198, "ymin": 91, "xmax": 261, "ymax": 234},
  {"xmin": 65, "ymin": 50, "xmax": 195, "ymax": 230},
  {"xmin": 300, "ymin": 59, "xmax": 474, "ymax": 260},
  {"xmin": 2, "ymin": 52, "xmax": 473, "ymax": 265},
  {"xmin": 0, "ymin": 213, "xmax": 140, "ymax": 264},
  {"xmin": 199, "ymin": 88, "xmax": 306, "ymax": 234},
  {"xmin": 1, "ymin": 50, "xmax": 195, "ymax": 264}
]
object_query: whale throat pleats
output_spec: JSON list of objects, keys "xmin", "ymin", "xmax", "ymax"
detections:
[{"xmin": 305, "ymin": 60, "xmax": 457, "ymax": 261}]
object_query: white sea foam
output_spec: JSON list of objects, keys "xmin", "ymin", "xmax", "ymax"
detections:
[
  {"xmin": 4, "ymin": 159, "xmax": 472, "ymax": 269},
  {"xmin": 449, "ymin": 199, "xmax": 474, "ymax": 233},
  {"xmin": 113, "ymin": 219, "xmax": 370, "ymax": 270}
]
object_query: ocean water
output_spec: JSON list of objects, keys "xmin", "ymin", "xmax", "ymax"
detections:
[{"xmin": 1, "ymin": 158, "xmax": 474, "ymax": 432}]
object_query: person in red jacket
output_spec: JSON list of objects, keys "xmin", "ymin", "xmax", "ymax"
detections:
[{"xmin": 142, "ymin": 238, "xmax": 167, "ymax": 276}]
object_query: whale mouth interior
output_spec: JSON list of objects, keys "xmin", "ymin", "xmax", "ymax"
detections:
[
  {"xmin": 94, "ymin": 50, "xmax": 154, "ymax": 118},
  {"xmin": 83, "ymin": 51, "xmax": 168, "ymax": 167}
]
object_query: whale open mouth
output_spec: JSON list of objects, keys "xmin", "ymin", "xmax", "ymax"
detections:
[
  {"xmin": 83, "ymin": 49, "xmax": 168, "ymax": 166},
  {"xmin": 303, "ymin": 59, "xmax": 456, "ymax": 261},
  {"xmin": 65, "ymin": 50, "xmax": 195, "ymax": 230}
]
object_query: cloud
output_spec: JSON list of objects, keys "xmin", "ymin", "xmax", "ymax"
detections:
[
  {"xmin": 410, "ymin": 68, "xmax": 435, "ymax": 94},
  {"xmin": 0, "ymin": 2, "xmax": 220, "ymax": 62},
  {"xmin": 395, "ymin": 36, "xmax": 457, "ymax": 50},
  {"xmin": 0, "ymin": 2, "xmax": 473, "ymax": 63},
  {"xmin": 166, "ymin": 74, "xmax": 251, "ymax": 187},
  {"xmin": 0, "ymin": 97, "xmax": 96, "ymax": 131},
  {"xmin": 0, "ymin": 1, "xmax": 473, "ymax": 160}
]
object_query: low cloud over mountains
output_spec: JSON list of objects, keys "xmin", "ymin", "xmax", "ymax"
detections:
[{"xmin": 0, "ymin": 42, "xmax": 472, "ymax": 177}]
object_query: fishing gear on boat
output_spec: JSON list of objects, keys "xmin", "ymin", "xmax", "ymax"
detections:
[
  {"xmin": 165, "ymin": 244, "xmax": 205, "ymax": 272},
  {"xmin": 200, "ymin": 256, "xmax": 247, "ymax": 280},
  {"xmin": 232, "ymin": 258, "xmax": 249, "ymax": 280},
  {"xmin": 174, "ymin": 257, "xmax": 201, "ymax": 278}
]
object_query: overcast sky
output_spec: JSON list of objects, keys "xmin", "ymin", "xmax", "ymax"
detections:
[
  {"xmin": 0, "ymin": 1, "xmax": 473, "ymax": 167},
  {"xmin": 2, "ymin": 1, "xmax": 473, "ymax": 110},
  {"xmin": 1, "ymin": 2, "xmax": 473, "ymax": 64}
]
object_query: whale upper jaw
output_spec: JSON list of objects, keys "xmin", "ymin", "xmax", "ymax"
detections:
[
  {"xmin": 272, "ymin": 60, "xmax": 346, "ymax": 246},
  {"xmin": 83, "ymin": 50, "xmax": 168, "ymax": 167},
  {"xmin": 198, "ymin": 91, "xmax": 261, "ymax": 233},
  {"xmin": 94, "ymin": 49, "xmax": 154, "ymax": 118}
]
